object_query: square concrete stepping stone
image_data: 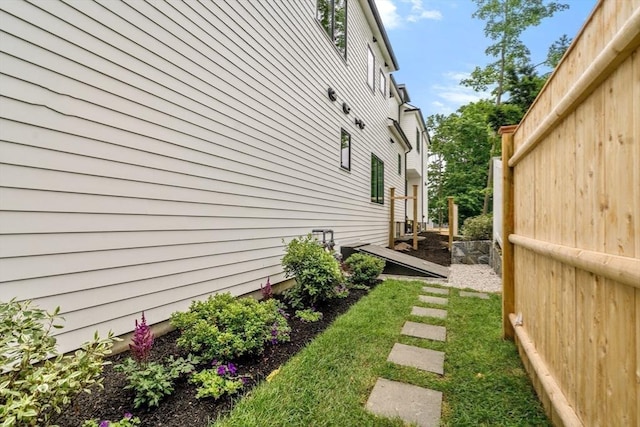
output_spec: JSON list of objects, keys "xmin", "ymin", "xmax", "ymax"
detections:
[
  {"xmin": 387, "ymin": 343, "xmax": 445, "ymax": 374},
  {"xmin": 401, "ymin": 321, "xmax": 446, "ymax": 341},
  {"xmin": 460, "ymin": 291, "xmax": 490, "ymax": 299},
  {"xmin": 366, "ymin": 378, "xmax": 442, "ymax": 427},
  {"xmin": 411, "ymin": 306, "xmax": 447, "ymax": 319},
  {"xmin": 422, "ymin": 286, "xmax": 449, "ymax": 295},
  {"xmin": 419, "ymin": 295, "xmax": 448, "ymax": 305}
]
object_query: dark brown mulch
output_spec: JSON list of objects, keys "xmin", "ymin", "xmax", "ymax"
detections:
[
  {"xmin": 52, "ymin": 287, "xmax": 373, "ymax": 427},
  {"xmin": 400, "ymin": 230, "xmax": 451, "ymax": 267}
]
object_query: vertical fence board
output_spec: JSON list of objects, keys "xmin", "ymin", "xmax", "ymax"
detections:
[{"xmin": 506, "ymin": 2, "xmax": 639, "ymax": 425}]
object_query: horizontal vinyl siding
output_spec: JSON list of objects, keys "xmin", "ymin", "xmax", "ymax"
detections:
[{"xmin": 0, "ymin": 0, "xmax": 403, "ymax": 352}]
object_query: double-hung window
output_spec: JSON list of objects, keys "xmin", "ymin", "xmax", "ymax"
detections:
[
  {"xmin": 371, "ymin": 154, "xmax": 384, "ymax": 204},
  {"xmin": 316, "ymin": 0, "xmax": 347, "ymax": 57},
  {"xmin": 379, "ymin": 69, "xmax": 386, "ymax": 96},
  {"xmin": 367, "ymin": 45, "xmax": 375, "ymax": 90},
  {"xmin": 340, "ymin": 129, "xmax": 351, "ymax": 170}
]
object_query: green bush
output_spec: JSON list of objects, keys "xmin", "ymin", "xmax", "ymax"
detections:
[
  {"xmin": 344, "ymin": 253, "xmax": 385, "ymax": 287},
  {"xmin": 281, "ymin": 235, "xmax": 344, "ymax": 309},
  {"xmin": 461, "ymin": 214, "xmax": 493, "ymax": 240},
  {"xmin": 294, "ymin": 308, "xmax": 323, "ymax": 323},
  {"xmin": 190, "ymin": 362, "xmax": 246, "ymax": 400},
  {"xmin": 114, "ymin": 354, "xmax": 199, "ymax": 408},
  {"xmin": 170, "ymin": 293, "xmax": 290, "ymax": 362},
  {"xmin": 0, "ymin": 299, "xmax": 115, "ymax": 426}
]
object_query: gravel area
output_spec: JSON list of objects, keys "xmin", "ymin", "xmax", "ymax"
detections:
[
  {"xmin": 447, "ymin": 264, "xmax": 502, "ymax": 293},
  {"xmin": 381, "ymin": 264, "xmax": 502, "ymax": 294}
]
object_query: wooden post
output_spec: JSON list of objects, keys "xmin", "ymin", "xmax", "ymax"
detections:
[
  {"xmin": 389, "ymin": 187, "xmax": 395, "ymax": 249},
  {"xmin": 500, "ymin": 125, "xmax": 517, "ymax": 340},
  {"xmin": 447, "ymin": 196, "xmax": 454, "ymax": 250},
  {"xmin": 412, "ymin": 185, "xmax": 418, "ymax": 250}
]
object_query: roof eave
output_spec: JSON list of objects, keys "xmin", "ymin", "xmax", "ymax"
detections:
[{"xmin": 364, "ymin": 0, "xmax": 400, "ymax": 71}]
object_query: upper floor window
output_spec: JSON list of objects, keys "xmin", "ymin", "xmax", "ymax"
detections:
[
  {"xmin": 416, "ymin": 129, "xmax": 420, "ymax": 153},
  {"xmin": 379, "ymin": 69, "xmax": 386, "ymax": 96},
  {"xmin": 371, "ymin": 154, "xmax": 384, "ymax": 204},
  {"xmin": 367, "ymin": 45, "xmax": 375, "ymax": 90},
  {"xmin": 397, "ymin": 153, "xmax": 402, "ymax": 175},
  {"xmin": 340, "ymin": 129, "xmax": 351, "ymax": 170},
  {"xmin": 317, "ymin": 0, "xmax": 347, "ymax": 57}
]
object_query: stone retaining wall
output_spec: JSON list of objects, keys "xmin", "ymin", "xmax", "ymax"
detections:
[{"xmin": 451, "ymin": 240, "xmax": 491, "ymax": 265}]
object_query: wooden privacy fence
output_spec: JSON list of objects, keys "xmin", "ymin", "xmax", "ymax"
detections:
[
  {"xmin": 447, "ymin": 196, "xmax": 458, "ymax": 250},
  {"xmin": 501, "ymin": 1, "xmax": 640, "ymax": 426}
]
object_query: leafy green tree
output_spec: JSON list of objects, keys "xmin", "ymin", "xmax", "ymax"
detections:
[
  {"xmin": 462, "ymin": 0, "xmax": 568, "ymax": 105},
  {"xmin": 545, "ymin": 34, "xmax": 572, "ymax": 68}
]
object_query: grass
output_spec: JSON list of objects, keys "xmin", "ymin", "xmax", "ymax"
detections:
[{"xmin": 213, "ymin": 280, "xmax": 549, "ymax": 426}]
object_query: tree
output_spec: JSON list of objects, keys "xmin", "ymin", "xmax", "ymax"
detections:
[
  {"xmin": 462, "ymin": 0, "xmax": 568, "ymax": 105},
  {"xmin": 427, "ymin": 101, "xmax": 497, "ymax": 225},
  {"xmin": 545, "ymin": 34, "xmax": 572, "ymax": 69}
]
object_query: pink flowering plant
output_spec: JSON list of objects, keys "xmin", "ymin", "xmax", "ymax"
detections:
[
  {"xmin": 115, "ymin": 313, "xmax": 200, "ymax": 408},
  {"xmin": 190, "ymin": 360, "xmax": 250, "ymax": 400},
  {"xmin": 260, "ymin": 277, "xmax": 273, "ymax": 300}
]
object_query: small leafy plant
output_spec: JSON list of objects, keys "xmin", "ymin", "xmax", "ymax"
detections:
[
  {"xmin": 115, "ymin": 354, "xmax": 199, "ymax": 408},
  {"xmin": 282, "ymin": 234, "xmax": 344, "ymax": 309},
  {"xmin": 190, "ymin": 361, "xmax": 249, "ymax": 400},
  {"xmin": 0, "ymin": 299, "xmax": 115, "ymax": 426},
  {"xmin": 344, "ymin": 253, "xmax": 385, "ymax": 287},
  {"xmin": 83, "ymin": 412, "xmax": 141, "ymax": 427},
  {"xmin": 295, "ymin": 308, "xmax": 323, "ymax": 323},
  {"xmin": 114, "ymin": 312, "xmax": 199, "ymax": 408},
  {"xmin": 170, "ymin": 293, "xmax": 290, "ymax": 361},
  {"xmin": 461, "ymin": 213, "xmax": 493, "ymax": 240}
]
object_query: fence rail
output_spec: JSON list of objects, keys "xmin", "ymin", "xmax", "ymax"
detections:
[{"xmin": 501, "ymin": 1, "xmax": 639, "ymax": 426}]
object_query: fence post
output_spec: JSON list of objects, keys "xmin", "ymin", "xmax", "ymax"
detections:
[
  {"xmin": 447, "ymin": 196, "xmax": 454, "ymax": 250},
  {"xmin": 389, "ymin": 187, "xmax": 395, "ymax": 249},
  {"xmin": 500, "ymin": 125, "xmax": 517, "ymax": 340},
  {"xmin": 412, "ymin": 185, "xmax": 418, "ymax": 250}
]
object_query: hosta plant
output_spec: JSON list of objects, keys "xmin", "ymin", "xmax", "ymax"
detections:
[{"xmin": 0, "ymin": 299, "xmax": 115, "ymax": 427}]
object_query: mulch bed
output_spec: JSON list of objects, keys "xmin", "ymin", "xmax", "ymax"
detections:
[
  {"xmin": 401, "ymin": 230, "xmax": 451, "ymax": 267},
  {"xmin": 53, "ymin": 288, "xmax": 373, "ymax": 427},
  {"xmin": 54, "ymin": 233, "xmax": 448, "ymax": 426}
]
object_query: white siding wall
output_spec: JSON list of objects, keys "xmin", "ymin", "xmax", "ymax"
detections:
[
  {"xmin": 0, "ymin": 0, "xmax": 403, "ymax": 352},
  {"xmin": 400, "ymin": 110, "xmax": 425, "ymax": 228}
]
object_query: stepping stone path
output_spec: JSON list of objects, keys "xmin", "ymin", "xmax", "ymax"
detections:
[
  {"xmin": 366, "ymin": 285, "xmax": 450, "ymax": 426},
  {"xmin": 460, "ymin": 290, "xmax": 490, "ymax": 299},
  {"xmin": 411, "ymin": 306, "xmax": 447, "ymax": 319},
  {"xmin": 419, "ymin": 294, "xmax": 448, "ymax": 305},
  {"xmin": 387, "ymin": 343, "xmax": 445, "ymax": 374}
]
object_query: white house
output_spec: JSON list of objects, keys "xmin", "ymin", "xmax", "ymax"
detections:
[{"xmin": 0, "ymin": 0, "xmax": 428, "ymax": 352}]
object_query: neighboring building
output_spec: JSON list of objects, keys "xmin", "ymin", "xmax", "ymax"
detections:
[{"xmin": 0, "ymin": 0, "xmax": 429, "ymax": 352}]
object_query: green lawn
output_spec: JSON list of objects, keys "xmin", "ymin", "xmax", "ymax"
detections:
[{"xmin": 213, "ymin": 279, "xmax": 549, "ymax": 426}]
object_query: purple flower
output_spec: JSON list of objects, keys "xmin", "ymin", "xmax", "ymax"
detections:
[
  {"xmin": 129, "ymin": 311, "xmax": 154, "ymax": 364},
  {"xmin": 124, "ymin": 413, "xmax": 132, "ymax": 420},
  {"xmin": 211, "ymin": 359, "xmax": 219, "ymax": 366},
  {"xmin": 99, "ymin": 421, "xmax": 110, "ymax": 427},
  {"xmin": 227, "ymin": 363, "xmax": 237, "ymax": 375},
  {"xmin": 217, "ymin": 365, "xmax": 227, "ymax": 376}
]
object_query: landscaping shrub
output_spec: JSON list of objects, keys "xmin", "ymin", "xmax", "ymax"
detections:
[
  {"xmin": 281, "ymin": 234, "xmax": 344, "ymax": 309},
  {"xmin": 461, "ymin": 213, "xmax": 493, "ymax": 240},
  {"xmin": 344, "ymin": 253, "xmax": 385, "ymax": 287},
  {"xmin": 0, "ymin": 299, "xmax": 115, "ymax": 426},
  {"xmin": 170, "ymin": 293, "xmax": 290, "ymax": 362},
  {"xmin": 115, "ymin": 312, "xmax": 199, "ymax": 408},
  {"xmin": 190, "ymin": 361, "xmax": 248, "ymax": 400},
  {"xmin": 114, "ymin": 354, "xmax": 199, "ymax": 408}
]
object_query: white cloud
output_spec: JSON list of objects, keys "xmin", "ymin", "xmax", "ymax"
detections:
[
  {"xmin": 374, "ymin": 0, "xmax": 442, "ymax": 29},
  {"xmin": 375, "ymin": 0, "xmax": 402, "ymax": 29},
  {"xmin": 430, "ymin": 71, "xmax": 491, "ymax": 114},
  {"xmin": 406, "ymin": 0, "xmax": 442, "ymax": 22}
]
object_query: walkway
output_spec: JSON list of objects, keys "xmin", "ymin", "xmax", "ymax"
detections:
[{"xmin": 365, "ymin": 285, "xmax": 490, "ymax": 426}]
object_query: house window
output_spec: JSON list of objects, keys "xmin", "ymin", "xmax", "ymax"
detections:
[
  {"xmin": 416, "ymin": 129, "xmax": 420, "ymax": 153},
  {"xmin": 367, "ymin": 45, "xmax": 375, "ymax": 90},
  {"xmin": 340, "ymin": 129, "xmax": 351, "ymax": 170},
  {"xmin": 371, "ymin": 154, "xmax": 384, "ymax": 204},
  {"xmin": 316, "ymin": 0, "xmax": 347, "ymax": 57},
  {"xmin": 379, "ymin": 69, "xmax": 386, "ymax": 95},
  {"xmin": 397, "ymin": 153, "xmax": 401, "ymax": 175}
]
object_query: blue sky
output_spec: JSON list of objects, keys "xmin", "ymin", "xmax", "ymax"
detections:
[{"xmin": 375, "ymin": 0, "xmax": 598, "ymax": 118}]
